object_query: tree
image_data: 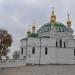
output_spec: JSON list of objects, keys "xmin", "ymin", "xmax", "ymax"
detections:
[
  {"xmin": 0, "ymin": 29, "xmax": 12, "ymax": 59},
  {"xmin": 13, "ymin": 51, "xmax": 20, "ymax": 60}
]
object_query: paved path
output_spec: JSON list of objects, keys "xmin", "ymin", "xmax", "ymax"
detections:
[{"xmin": 0, "ymin": 65, "xmax": 75, "ymax": 75}]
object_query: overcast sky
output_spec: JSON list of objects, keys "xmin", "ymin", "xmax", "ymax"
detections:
[{"xmin": 0, "ymin": 0, "xmax": 75, "ymax": 56}]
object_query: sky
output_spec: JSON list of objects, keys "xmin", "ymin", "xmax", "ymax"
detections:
[{"xmin": 0, "ymin": 0, "xmax": 75, "ymax": 57}]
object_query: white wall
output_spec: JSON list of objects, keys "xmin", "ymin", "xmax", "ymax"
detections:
[
  {"xmin": 26, "ymin": 37, "xmax": 40, "ymax": 64},
  {"xmin": 56, "ymin": 48, "xmax": 74, "ymax": 64},
  {"xmin": 20, "ymin": 39, "xmax": 27, "ymax": 59},
  {"xmin": 26, "ymin": 37, "xmax": 75, "ymax": 64},
  {"xmin": 20, "ymin": 29, "xmax": 75, "ymax": 64}
]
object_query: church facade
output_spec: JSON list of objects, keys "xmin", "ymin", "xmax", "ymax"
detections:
[{"xmin": 19, "ymin": 8, "xmax": 75, "ymax": 64}]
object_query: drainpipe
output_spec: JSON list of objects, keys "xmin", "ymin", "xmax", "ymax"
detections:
[
  {"xmin": 39, "ymin": 37, "xmax": 42, "ymax": 65},
  {"xmin": 26, "ymin": 38, "xmax": 28, "ymax": 64}
]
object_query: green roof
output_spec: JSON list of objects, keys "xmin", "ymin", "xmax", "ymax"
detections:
[
  {"xmin": 29, "ymin": 33, "xmax": 38, "ymax": 37},
  {"xmin": 37, "ymin": 22, "xmax": 68, "ymax": 32}
]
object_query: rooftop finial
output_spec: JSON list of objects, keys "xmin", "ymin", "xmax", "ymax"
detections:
[
  {"xmin": 32, "ymin": 20, "xmax": 36, "ymax": 33},
  {"xmin": 68, "ymin": 13, "xmax": 70, "ymax": 20},
  {"xmin": 27, "ymin": 24, "xmax": 31, "ymax": 33},
  {"xmin": 32, "ymin": 20, "xmax": 36, "ymax": 27},
  {"xmin": 27, "ymin": 25, "xmax": 31, "ymax": 37},
  {"xmin": 67, "ymin": 13, "xmax": 71, "ymax": 28},
  {"xmin": 52, "ymin": 7, "xmax": 55, "ymax": 16},
  {"xmin": 50, "ymin": 7, "xmax": 56, "ymax": 23}
]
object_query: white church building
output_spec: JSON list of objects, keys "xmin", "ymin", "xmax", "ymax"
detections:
[{"xmin": 19, "ymin": 8, "xmax": 75, "ymax": 65}]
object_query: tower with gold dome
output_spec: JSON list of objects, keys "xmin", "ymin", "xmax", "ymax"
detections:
[
  {"xmin": 27, "ymin": 21, "xmax": 38, "ymax": 37},
  {"xmin": 20, "ymin": 8, "xmax": 75, "ymax": 65},
  {"xmin": 67, "ymin": 13, "xmax": 71, "ymax": 28}
]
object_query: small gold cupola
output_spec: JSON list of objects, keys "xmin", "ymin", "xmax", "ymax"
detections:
[
  {"xmin": 32, "ymin": 20, "xmax": 36, "ymax": 33},
  {"xmin": 67, "ymin": 13, "xmax": 71, "ymax": 28},
  {"xmin": 50, "ymin": 7, "xmax": 56, "ymax": 24}
]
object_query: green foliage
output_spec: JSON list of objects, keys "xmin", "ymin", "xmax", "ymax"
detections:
[{"xmin": 0, "ymin": 29, "xmax": 12, "ymax": 57}]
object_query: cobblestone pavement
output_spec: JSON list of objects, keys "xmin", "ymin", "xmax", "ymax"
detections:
[{"xmin": 0, "ymin": 65, "xmax": 75, "ymax": 75}]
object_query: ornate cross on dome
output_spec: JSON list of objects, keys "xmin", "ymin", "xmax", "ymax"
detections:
[
  {"xmin": 50, "ymin": 7, "xmax": 56, "ymax": 24},
  {"xmin": 67, "ymin": 13, "xmax": 71, "ymax": 28}
]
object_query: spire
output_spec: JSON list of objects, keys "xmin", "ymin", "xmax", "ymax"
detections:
[
  {"xmin": 50, "ymin": 7, "xmax": 56, "ymax": 23},
  {"xmin": 27, "ymin": 25, "xmax": 31, "ymax": 33},
  {"xmin": 52, "ymin": 7, "xmax": 55, "ymax": 17},
  {"xmin": 68, "ymin": 13, "xmax": 71, "ymax": 22},
  {"xmin": 67, "ymin": 13, "xmax": 71, "ymax": 28},
  {"xmin": 32, "ymin": 20, "xmax": 36, "ymax": 33},
  {"xmin": 27, "ymin": 25, "xmax": 31, "ymax": 37}
]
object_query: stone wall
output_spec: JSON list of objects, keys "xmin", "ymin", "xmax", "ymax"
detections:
[{"xmin": 0, "ymin": 59, "xmax": 26, "ymax": 68}]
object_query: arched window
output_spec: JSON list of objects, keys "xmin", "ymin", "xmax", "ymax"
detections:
[
  {"xmin": 45, "ymin": 47, "xmax": 48, "ymax": 55},
  {"xmin": 47, "ymin": 28, "xmax": 49, "ymax": 31},
  {"xmin": 32, "ymin": 47, "xmax": 35, "ymax": 54},
  {"xmin": 0, "ymin": 45, "xmax": 1, "ymax": 49},
  {"xmin": 56, "ymin": 41, "xmax": 58, "ymax": 47},
  {"xmin": 60, "ymin": 39, "xmax": 62, "ymax": 48},
  {"xmin": 74, "ymin": 49, "xmax": 75, "ymax": 56},
  {"xmin": 59, "ymin": 28, "xmax": 60, "ymax": 31},
  {"xmin": 23, "ymin": 56, "xmax": 26, "ymax": 59},
  {"xmin": 64, "ymin": 42, "xmax": 66, "ymax": 48},
  {"xmin": 21, "ymin": 48, "xmax": 23, "ymax": 55}
]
